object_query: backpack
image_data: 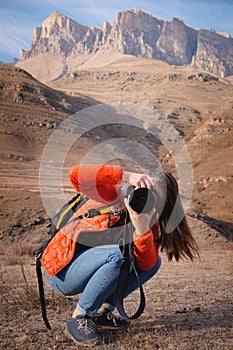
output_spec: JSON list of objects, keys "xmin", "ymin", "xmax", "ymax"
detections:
[{"xmin": 35, "ymin": 192, "xmax": 145, "ymax": 329}]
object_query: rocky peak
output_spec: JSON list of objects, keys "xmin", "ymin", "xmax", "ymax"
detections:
[
  {"xmin": 101, "ymin": 20, "xmax": 111, "ymax": 31},
  {"xmin": 217, "ymin": 32, "xmax": 231, "ymax": 39},
  {"xmin": 41, "ymin": 10, "xmax": 87, "ymax": 35},
  {"xmin": 40, "ymin": 10, "xmax": 88, "ymax": 39},
  {"xmin": 191, "ymin": 29, "xmax": 233, "ymax": 77},
  {"xmin": 49, "ymin": 10, "xmax": 62, "ymax": 19},
  {"xmin": 172, "ymin": 17, "xmax": 184, "ymax": 23},
  {"xmin": 114, "ymin": 8, "xmax": 162, "ymax": 31},
  {"xmin": 18, "ymin": 9, "xmax": 233, "ymax": 80},
  {"xmin": 20, "ymin": 11, "xmax": 89, "ymax": 60},
  {"xmin": 156, "ymin": 16, "xmax": 197, "ymax": 65}
]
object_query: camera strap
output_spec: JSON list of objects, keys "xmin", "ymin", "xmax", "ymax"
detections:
[{"xmin": 114, "ymin": 211, "xmax": 146, "ymax": 319}]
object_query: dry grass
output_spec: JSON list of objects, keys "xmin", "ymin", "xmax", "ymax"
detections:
[
  {"xmin": 0, "ymin": 242, "xmax": 36, "ymax": 265},
  {"xmin": 0, "ymin": 244, "xmax": 232, "ymax": 350},
  {"xmin": 0, "ymin": 58, "xmax": 233, "ymax": 349}
]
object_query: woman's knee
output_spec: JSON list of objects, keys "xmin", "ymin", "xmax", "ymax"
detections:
[
  {"xmin": 106, "ymin": 248, "xmax": 123, "ymax": 266},
  {"xmin": 141, "ymin": 255, "xmax": 162, "ymax": 281},
  {"xmin": 150, "ymin": 255, "xmax": 162, "ymax": 276}
]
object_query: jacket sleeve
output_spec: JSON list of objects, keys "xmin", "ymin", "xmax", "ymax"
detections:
[
  {"xmin": 133, "ymin": 225, "xmax": 159, "ymax": 271},
  {"xmin": 69, "ymin": 164, "xmax": 123, "ymax": 203}
]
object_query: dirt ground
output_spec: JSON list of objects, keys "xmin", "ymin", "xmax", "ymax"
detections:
[
  {"xmin": 0, "ymin": 60, "xmax": 233, "ymax": 349},
  {"xmin": 0, "ymin": 218, "xmax": 232, "ymax": 350}
]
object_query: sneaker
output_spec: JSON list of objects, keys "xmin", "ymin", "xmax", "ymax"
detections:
[
  {"xmin": 65, "ymin": 315, "xmax": 102, "ymax": 346},
  {"xmin": 92, "ymin": 311, "xmax": 129, "ymax": 328}
]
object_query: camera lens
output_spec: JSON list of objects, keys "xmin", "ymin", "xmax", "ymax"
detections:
[{"xmin": 128, "ymin": 188, "xmax": 157, "ymax": 214}]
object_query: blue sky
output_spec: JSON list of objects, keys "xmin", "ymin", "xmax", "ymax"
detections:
[{"xmin": 0, "ymin": 0, "xmax": 233, "ymax": 63}]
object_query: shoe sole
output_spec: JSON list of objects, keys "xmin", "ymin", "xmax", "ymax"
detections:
[
  {"xmin": 65, "ymin": 326, "xmax": 102, "ymax": 346},
  {"xmin": 96, "ymin": 323, "xmax": 129, "ymax": 329}
]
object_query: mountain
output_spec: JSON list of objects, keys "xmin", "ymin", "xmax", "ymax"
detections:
[{"xmin": 17, "ymin": 9, "xmax": 233, "ymax": 82}]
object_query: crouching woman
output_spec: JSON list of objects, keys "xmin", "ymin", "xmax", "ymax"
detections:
[{"xmin": 42, "ymin": 164, "xmax": 199, "ymax": 346}]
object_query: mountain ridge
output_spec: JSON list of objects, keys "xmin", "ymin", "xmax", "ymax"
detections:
[{"xmin": 17, "ymin": 9, "xmax": 233, "ymax": 82}]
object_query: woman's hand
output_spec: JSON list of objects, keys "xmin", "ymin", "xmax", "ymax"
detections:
[
  {"xmin": 123, "ymin": 170, "xmax": 158, "ymax": 235},
  {"xmin": 124, "ymin": 197, "xmax": 157, "ymax": 236},
  {"xmin": 122, "ymin": 171, "xmax": 156, "ymax": 190}
]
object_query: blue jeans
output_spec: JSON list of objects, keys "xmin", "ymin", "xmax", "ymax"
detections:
[{"xmin": 45, "ymin": 245, "xmax": 161, "ymax": 317}]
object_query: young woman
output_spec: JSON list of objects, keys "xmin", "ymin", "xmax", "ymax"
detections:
[{"xmin": 42, "ymin": 164, "xmax": 199, "ymax": 346}]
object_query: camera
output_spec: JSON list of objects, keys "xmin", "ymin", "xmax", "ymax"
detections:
[{"xmin": 128, "ymin": 187, "xmax": 158, "ymax": 214}]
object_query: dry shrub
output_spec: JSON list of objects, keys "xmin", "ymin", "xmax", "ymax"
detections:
[
  {"xmin": 0, "ymin": 265, "xmax": 40, "ymax": 313},
  {"xmin": 20, "ymin": 264, "xmax": 40, "ymax": 307},
  {"xmin": 4, "ymin": 242, "xmax": 36, "ymax": 265}
]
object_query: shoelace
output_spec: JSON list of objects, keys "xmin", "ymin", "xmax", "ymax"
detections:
[
  {"xmin": 106, "ymin": 311, "xmax": 122, "ymax": 327},
  {"xmin": 77, "ymin": 317, "xmax": 96, "ymax": 335}
]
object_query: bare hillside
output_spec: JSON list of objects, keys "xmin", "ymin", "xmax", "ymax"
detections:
[
  {"xmin": 0, "ymin": 59, "xmax": 233, "ymax": 350},
  {"xmin": 51, "ymin": 56, "xmax": 233, "ymax": 230}
]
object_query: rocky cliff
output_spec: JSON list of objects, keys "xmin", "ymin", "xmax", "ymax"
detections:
[{"xmin": 18, "ymin": 9, "xmax": 233, "ymax": 80}]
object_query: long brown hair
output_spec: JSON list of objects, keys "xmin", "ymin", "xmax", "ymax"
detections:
[{"xmin": 158, "ymin": 172, "xmax": 199, "ymax": 261}]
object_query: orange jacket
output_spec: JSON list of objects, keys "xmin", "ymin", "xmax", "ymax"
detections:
[{"xmin": 41, "ymin": 164, "xmax": 159, "ymax": 277}]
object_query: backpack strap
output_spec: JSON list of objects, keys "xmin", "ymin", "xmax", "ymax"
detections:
[
  {"xmin": 72, "ymin": 205, "xmax": 122, "ymax": 220},
  {"xmin": 36, "ymin": 258, "xmax": 51, "ymax": 330}
]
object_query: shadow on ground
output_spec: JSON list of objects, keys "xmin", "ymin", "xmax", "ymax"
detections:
[{"xmin": 190, "ymin": 212, "xmax": 233, "ymax": 242}]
